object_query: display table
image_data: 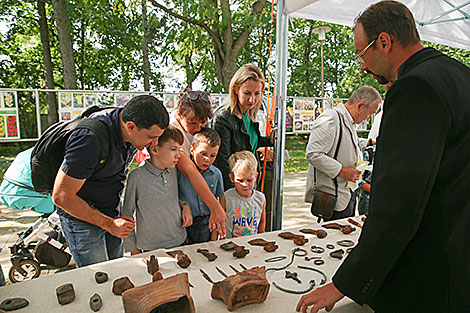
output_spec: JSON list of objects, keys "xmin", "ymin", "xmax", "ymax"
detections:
[{"xmin": 0, "ymin": 216, "xmax": 373, "ymax": 312}]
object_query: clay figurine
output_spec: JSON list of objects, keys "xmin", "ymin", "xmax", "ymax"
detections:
[
  {"xmin": 264, "ymin": 241, "xmax": 279, "ymax": 252},
  {"xmin": 112, "ymin": 277, "xmax": 135, "ymax": 295},
  {"xmin": 0, "ymin": 298, "xmax": 29, "ymax": 311},
  {"xmin": 95, "ymin": 271, "xmax": 109, "ymax": 284},
  {"xmin": 299, "ymin": 228, "xmax": 328, "ymax": 239},
  {"xmin": 145, "ymin": 255, "xmax": 159, "ymax": 275},
  {"xmin": 153, "ymin": 272, "xmax": 164, "ymax": 282},
  {"xmin": 210, "ymin": 266, "xmax": 270, "ymax": 311},
  {"xmin": 167, "ymin": 250, "xmax": 192, "ymax": 268},
  {"xmin": 220, "ymin": 241, "xmax": 239, "ymax": 251},
  {"xmin": 197, "ymin": 248, "xmax": 218, "ymax": 261},
  {"xmin": 56, "ymin": 283, "xmax": 75, "ymax": 305},
  {"xmin": 233, "ymin": 246, "xmax": 250, "ymax": 258},
  {"xmin": 89, "ymin": 293, "xmax": 102, "ymax": 312},
  {"xmin": 122, "ymin": 273, "xmax": 195, "ymax": 313}
]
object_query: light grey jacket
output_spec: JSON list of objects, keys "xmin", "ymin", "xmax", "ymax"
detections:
[{"xmin": 305, "ymin": 104, "xmax": 366, "ymax": 211}]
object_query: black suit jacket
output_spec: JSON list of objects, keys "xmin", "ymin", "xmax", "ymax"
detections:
[{"xmin": 333, "ymin": 48, "xmax": 470, "ymax": 312}]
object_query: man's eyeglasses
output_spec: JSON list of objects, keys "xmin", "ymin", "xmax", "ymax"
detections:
[
  {"xmin": 355, "ymin": 38, "xmax": 377, "ymax": 63},
  {"xmin": 185, "ymin": 90, "xmax": 210, "ymax": 102}
]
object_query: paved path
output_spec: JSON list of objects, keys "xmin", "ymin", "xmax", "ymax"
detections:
[{"xmin": 0, "ymin": 171, "xmax": 315, "ymax": 284}]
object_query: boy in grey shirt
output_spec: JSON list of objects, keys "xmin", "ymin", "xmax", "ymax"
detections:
[{"xmin": 123, "ymin": 126, "xmax": 192, "ymax": 254}]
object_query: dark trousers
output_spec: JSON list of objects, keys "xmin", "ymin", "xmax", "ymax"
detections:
[
  {"xmin": 324, "ymin": 190, "xmax": 357, "ymax": 222},
  {"xmin": 186, "ymin": 215, "xmax": 211, "ymax": 244}
]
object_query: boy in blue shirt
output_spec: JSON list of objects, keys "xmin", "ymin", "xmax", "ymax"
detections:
[{"xmin": 177, "ymin": 128, "xmax": 224, "ymax": 244}]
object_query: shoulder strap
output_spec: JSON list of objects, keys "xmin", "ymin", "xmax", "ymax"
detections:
[
  {"xmin": 76, "ymin": 118, "xmax": 109, "ymax": 172},
  {"xmin": 332, "ymin": 111, "xmax": 343, "ymax": 197}
]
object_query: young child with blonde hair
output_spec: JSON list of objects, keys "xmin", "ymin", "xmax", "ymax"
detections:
[{"xmin": 219, "ymin": 150, "xmax": 266, "ymax": 238}]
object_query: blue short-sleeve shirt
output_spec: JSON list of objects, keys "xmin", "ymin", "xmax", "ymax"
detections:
[{"xmin": 57, "ymin": 108, "xmax": 137, "ymax": 217}]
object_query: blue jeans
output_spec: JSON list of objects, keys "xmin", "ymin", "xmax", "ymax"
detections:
[
  {"xmin": 325, "ymin": 190, "xmax": 357, "ymax": 222},
  {"xmin": 60, "ymin": 216, "xmax": 123, "ymax": 267},
  {"xmin": 186, "ymin": 215, "xmax": 211, "ymax": 244}
]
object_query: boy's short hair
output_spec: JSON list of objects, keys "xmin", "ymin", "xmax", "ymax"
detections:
[
  {"xmin": 157, "ymin": 125, "xmax": 184, "ymax": 147},
  {"xmin": 192, "ymin": 128, "xmax": 221, "ymax": 148},
  {"xmin": 228, "ymin": 151, "xmax": 258, "ymax": 175}
]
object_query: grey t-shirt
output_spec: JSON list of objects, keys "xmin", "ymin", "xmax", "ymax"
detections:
[
  {"xmin": 123, "ymin": 160, "xmax": 186, "ymax": 251},
  {"xmin": 224, "ymin": 188, "xmax": 265, "ymax": 238}
]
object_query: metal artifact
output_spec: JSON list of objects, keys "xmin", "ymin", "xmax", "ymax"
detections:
[
  {"xmin": 326, "ymin": 244, "xmax": 335, "ymax": 249},
  {"xmin": 95, "ymin": 271, "xmax": 109, "ymax": 284},
  {"xmin": 167, "ymin": 250, "xmax": 191, "ymax": 268},
  {"xmin": 56, "ymin": 283, "xmax": 75, "ymax": 305},
  {"xmin": 265, "ymin": 255, "xmax": 287, "ymax": 263},
  {"xmin": 329, "ymin": 249, "xmax": 345, "ymax": 260},
  {"xmin": 233, "ymin": 246, "xmax": 250, "ymax": 258},
  {"xmin": 264, "ymin": 241, "xmax": 279, "ymax": 252},
  {"xmin": 112, "ymin": 277, "xmax": 135, "ymax": 295},
  {"xmin": 299, "ymin": 228, "xmax": 328, "ymax": 239},
  {"xmin": 146, "ymin": 255, "xmax": 159, "ymax": 275},
  {"xmin": 220, "ymin": 241, "xmax": 239, "ymax": 251},
  {"xmin": 122, "ymin": 273, "xmax": 195, "ymax": 313},
  {"xmin": 322, "ymin": 222, "xmax": 356, "ymax": 234},
  {"xmin": 0, "ymin": 298, "xmax": 29, "ymax": 311},
  {"xmin": 314, "ymin": 259, "xmax": 325, "ymax": 265},
  {"xmin": 200, "ymin": 266, "xmax": 270, "ymax": 311},
  {"xmin": 266, "ymin": 248, "xmax": 305, "ymax": 273},
  {"xmin": 197, "ymin": 248, "xmax": 218, "ymax": 261},
  {"xmin": 297, "ymin": 265, "xmax": 327, "ymax": 285},
  {"xmin": 285, "ymin": 270, "xmax": 301, "ymax": 284},
  {"xmin": 248, "ymin": 238, "xmax": 269, "ymax": 246},
  {"xmin": 361, "ymin": 216, "xmax": 367, "ymax": 222},
  {"xmin": 89, "ymin": 293, "xmax": 102, "ymax": 312},
  {"xmin": 337, "ymin": 239, "xmax": 355, "ymax": 247},
  {"xmin": 310, "ymin": 245, "xmax": 325, "ymax": 253},
  {"xmin": 347, "ymin": 218, "xmax": 363, "ymax": 229},
  {"xmin": 293, "ymin": 235, "xmax": 308, "ymax": 246},
  {"xmin": 305, "ymin": 256, "xmax": 321, "ymax": 261},
  {"xmin": 278, "ymin": 231, "xmax": 296, "ymax": 239},
  {"xmin": 272, "ymin": 280, "xmax": 315, "ymax": 294}
]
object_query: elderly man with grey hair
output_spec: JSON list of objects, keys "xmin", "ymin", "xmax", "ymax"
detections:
[{"xmin": 305, "ymin": 86, "xmax": 381, "ymax": 221}]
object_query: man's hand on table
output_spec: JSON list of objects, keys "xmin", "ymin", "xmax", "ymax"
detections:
[{"xmin": 296, "ymin": 283, "xmax": 344, "ymax": 313}]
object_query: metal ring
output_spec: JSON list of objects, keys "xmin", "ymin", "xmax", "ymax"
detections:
[
  {"xmin": 314, "ymin": 259, "xmax": 325, "ymax": 265},
  {"xmin": 272, "ymin": 280, "xmax": 316, "ymax": 294},
  {"xmin": 310, "ymin": 245, "xmax": 325, "ymax": 253},
  {"xmin": 337, "ymin": 239, "xmax": 355, "ymax": 247},
  {"xmin": 326, "ymin": 244, "xmax": 335, "ymax": 249},
  {"xmin": 265, "ymin": 256, "xmax": 287, "ymax": 263},
  {"xmin": 292, "ymin": 247, "xmax": 308, "ymax": 257},
  {"xmin": 297, "ymin": 265, "xmax": 327, "ymax": 285}
]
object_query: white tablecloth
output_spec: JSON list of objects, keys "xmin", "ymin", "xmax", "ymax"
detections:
[{"xmin": 0, "ymin": 216, "xmax": 373, "ymax": 312}]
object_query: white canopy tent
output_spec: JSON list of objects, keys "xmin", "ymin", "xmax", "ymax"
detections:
[{"xmin": 271, "ymin": 0, "xmax": 470, "ymax": 229}]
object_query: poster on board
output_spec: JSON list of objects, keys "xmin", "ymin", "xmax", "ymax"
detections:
[{"xmin": 0, "ymin": 91, "xmax": 20, "ymax": 139}]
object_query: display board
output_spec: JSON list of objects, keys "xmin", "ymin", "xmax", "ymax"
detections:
[{"xmin": 0, "ymin": 91, "xmax": 20, "ymax": 139}]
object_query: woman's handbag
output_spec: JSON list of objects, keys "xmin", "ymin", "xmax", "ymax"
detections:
[{"xmin": 310, "ymin": 111, "xmax": 343, "ymax": 222}]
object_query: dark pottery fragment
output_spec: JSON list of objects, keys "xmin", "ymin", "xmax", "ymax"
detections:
[
  {"xmin": 56, "ymin": 283, "xmax": 75, "ymax": 305},
  {"xmin": 167, "ymin": 250, "xmax": 192, "ymax": 268},
  {"xmin": 233, "ymin": 246, "xmax": 250, "ymax": 258},
  {"xmin": 197, "ymin": 248, "xmax": 218, "ymax": 261},
  {"xmin": 0, "ymin": 298, "xmax": 29, "ymax": 311},
  {"xmin": 112, "ymin": 277, "xmax": 135, "ymax": 295},
  {"xmin": 95, "ymin": 271, "xmax": 109, "ymax": 284},
  {"xmin": 329, "ymin": 249, "xmax": 345, "ymax": 260},
  {"xmin": 220, "ymin": 241, "xmax": 239, "ymax": 251},
  {"xmin": 264, "ymin": 241, "xmax": 279, "ymax": 252},
  {"xmin": 152, "ymin": 272, "xmax": 164, "ymax": 282},
  {"xmin": 146, "ymin": 255, "xmax": 159, "ymax": 275},
  {"xmin": 89, "ymin": 293, "xmax": 102, "ymax": 312}
]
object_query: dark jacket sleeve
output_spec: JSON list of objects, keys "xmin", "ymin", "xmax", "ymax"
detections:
[
  {"xmin": 212, "ymin": 110, "xmax": 236, "ymax": 191},
  {"xmin": 332, "ymin": 76, "xmax": 451, "ymax": 304}
]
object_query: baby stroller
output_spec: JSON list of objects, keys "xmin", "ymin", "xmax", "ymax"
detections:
[{"xmin": 8, "ymin": 212, "xmax": 74, "ymax": 283}]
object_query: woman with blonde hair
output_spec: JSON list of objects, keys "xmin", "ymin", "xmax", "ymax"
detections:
[{"xmin": 212, "ymin": 64, "xmax": 274, "ymax": 191}]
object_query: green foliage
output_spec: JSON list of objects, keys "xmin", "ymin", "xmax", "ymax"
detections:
[{"xmin": 284, "ymin": 134, "xmax": 309, "ymax": 173}]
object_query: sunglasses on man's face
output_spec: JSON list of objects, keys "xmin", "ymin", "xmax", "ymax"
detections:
[{"xmin": 186, "ymin": 91, "xmax": 210, "ymax": 102}]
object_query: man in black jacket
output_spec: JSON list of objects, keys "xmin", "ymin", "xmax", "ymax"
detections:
[{"xmin": 296, "ymin": 1, "xmax": 470, "ymax": 312}]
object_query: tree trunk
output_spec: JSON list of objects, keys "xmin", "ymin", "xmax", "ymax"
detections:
[
  {"xmin": 79, "ymin": 16, "xmax": 87, "ymax": 89},
  {"xmin": 51, "ymin": 0, "xmax": 77, "ymax": 89},
  {"xmin": 38, "ymin": 0, "xmax": 58, "ymax": 126},
  {"xmin": 142, "ymin": 0, "xmax": 150, "ymax": 91}
]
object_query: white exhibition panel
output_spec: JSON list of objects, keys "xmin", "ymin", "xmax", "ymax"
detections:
[
  {"xmin": 283, "ymin": 0, "xmax": 470, "ymax": 50},
  {"xmin": 0, "ymin": 217, "xmax": 373, "ymax": 313}
]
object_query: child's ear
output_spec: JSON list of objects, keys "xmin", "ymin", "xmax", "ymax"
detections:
[
  {"xmin": 150, "ymin": 145, "xmax": 158, "ymax": 154},
  {"xmin": 229, "ymin": 173, "xmax": 235, "ymax": 183}
]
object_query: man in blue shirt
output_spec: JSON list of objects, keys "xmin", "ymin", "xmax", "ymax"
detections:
[{"xmin": 53, "ymin": 95, "xmax": 168, "ymax": 267}]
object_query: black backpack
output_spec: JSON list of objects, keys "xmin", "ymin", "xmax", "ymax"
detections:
[{"xmin": 31, "ymin": 106, "xmax": 111, "ymax": 195}]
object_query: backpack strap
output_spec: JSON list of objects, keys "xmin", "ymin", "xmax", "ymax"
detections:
[{"xmin": 76, "ymin": 118, "xmax": 109, "ymax": 172}]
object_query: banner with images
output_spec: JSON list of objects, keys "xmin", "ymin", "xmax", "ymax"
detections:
[
  {"xmin": 163, "ymin": 93, "xmax": 177, "ymax": 112},
  {"xmin": 0, "ymin": 91, "xmax": 20, "ymax": 139}
]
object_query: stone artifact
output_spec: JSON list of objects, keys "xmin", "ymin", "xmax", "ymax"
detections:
[
  {"xmin": 167, "ymin": 250, "xmax": 191, "ymax": 268},
  {"xmin": 263, "ymin": 241, "xmax": 279, "ymax": 252},
  {"xmin": 293, "ymin": 235, "xmax": 308, "ymax": 246},
  {"xmin": 89, "ymin": 293, "xmax": 102, "ymax": 312},
  {"xmin": 0, "ymin": 298, "xmax": 29, "ymax": 311},
  {"xmin": 145, "ymin": 255, "xmax": 159, "ymax": 275},
  {"xmin": 122, "ymin": 273, "xmax": 195, "ymax": 313},
  {"xmin": 232, "ymin": 246, "xmax": 250, "ymax": 258},
  {"xmin": 329, "ymin": 249, "xmax": 345, "ymax": 260},
  {"xmin": 220, "ymin": 241, "xmax": 239, "ymax": 250},
  {"xmin": 152, "ymin": 272, "xmax": 164, "ymax": 282},
  {"xmin": 56, "ymin": 283, "xmax": 75, "ymax": 305},
  {"xmin": 347, "ymin": 218, "xmax": 363, "ymax": 229},
  {"xmin": 248, "ymin": 238, "xmax": 269, "ymax": 246},
  {"xmin": 285, "ymin": 271, "xmax": 301, "ymax": 284},
  {"xmin": 95, "ymin": 271, "xmax": 109, "ymax": 284},
  {"xmin": 278, "ymin": 231, "xmax": 296, "ymax": 239},
  {"xmin": 322, "ymin": 222, "xmax": 355, "ymax": 234},
  {"xmin": 210, "ymin": 266, "xmax": 270, "ymax": 311},
  {"xmin": 197, "ymin": 248, "xmax": 218, "ymax": 261},
  {"xmin": 113, "ymin": 277, "xmax": 135, "ymax": 295},
  {"xmin": 299, "ymin": 228, "xmax": 328, "ymax": 239}
]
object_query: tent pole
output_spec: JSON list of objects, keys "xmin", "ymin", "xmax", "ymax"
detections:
[{"xmin": 272, "ymin": 0, "xmax": 288, "ymax": 231}]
